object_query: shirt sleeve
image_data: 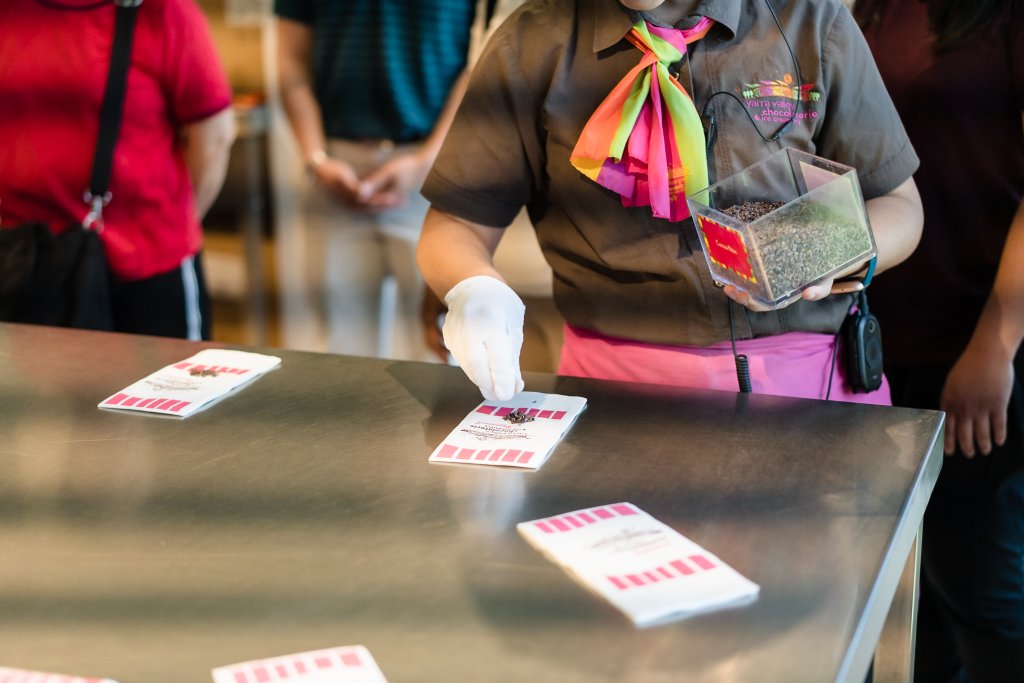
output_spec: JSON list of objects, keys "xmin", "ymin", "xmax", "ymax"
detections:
[
  {"xmin": 273, "ymin": 0, "xmax": 314, "ymax": 25},
  {"xmin": 814, "ymin": 4, "xmax": 919, "ymax": 199},
  {"xmin": 161, "ymin": 0, "xmax": 233, "ymax": 125}
]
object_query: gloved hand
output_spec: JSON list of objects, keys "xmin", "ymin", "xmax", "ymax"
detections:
[{"xmin": 442, "ymin": 275, "xmax": 526, "ymax": 401}]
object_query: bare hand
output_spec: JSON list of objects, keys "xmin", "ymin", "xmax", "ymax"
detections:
[
  {"xmin": 420, "ymin": 287, "xmax": 449, "ymax": 362},
  {"xmin": 311, "ymin": 158, "xmax": 365, "ymax": 209},
  {"xmin": 940, "ymin": 342, "xmax": 1013, "ymax": 456},
  {"xmin": 356, "ymin": 151, "xmax": 432, "ymax": 210},
  {"xmin": 722, "ymin": 277, "xmax": 835, "ymax": 312}
]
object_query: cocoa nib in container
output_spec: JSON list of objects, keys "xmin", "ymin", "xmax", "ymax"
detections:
[
  {"xmin": 722, "ymin": 200, "xmax": 872, "ymax": 298},
  {"xmin": 721, "ymin": 201, "xmax": 785, "ymax": 222}
]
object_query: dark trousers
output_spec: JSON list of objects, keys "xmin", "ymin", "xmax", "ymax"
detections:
[
  {"xmin": 886, "ymin": 359, "xmax": 1024, "ymax": 683},
  {"xmin": 110, "ymin": 252, "xmax": 211, "ymax": 341}
]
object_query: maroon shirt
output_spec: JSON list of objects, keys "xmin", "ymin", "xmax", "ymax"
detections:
[{"xmin": 862, "ymin": 0, "xmax": 1024, "ymax": 365}]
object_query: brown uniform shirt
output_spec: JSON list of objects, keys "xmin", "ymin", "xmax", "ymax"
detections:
[{"xmin": 423, "ymin": 0, "xmax": 919, "ymax": 346}]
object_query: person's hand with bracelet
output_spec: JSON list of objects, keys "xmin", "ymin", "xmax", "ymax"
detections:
[
  {"xmin": 722, "ymin": 257, "xmax": 877, "ymax": 312},
  {"xmin": 306, "ymin": 148, "xmax": 366, "ymax": 209},
  {"xmin": 829, "ymin": 257, "xmax": 877, "ymax": 295}
]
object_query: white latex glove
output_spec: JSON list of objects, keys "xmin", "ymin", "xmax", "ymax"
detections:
[{"xmin": 442, "ymin": 275, "xmax": 526, "ymax": 401}]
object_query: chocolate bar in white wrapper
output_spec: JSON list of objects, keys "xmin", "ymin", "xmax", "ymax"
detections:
[
  {"xmin": 98, "ymin": 348, "xmax": 281, "ymax": 418},
  {"xmin": 0, "ymin": 666, "xmax": 118, "ymax": 683},
  {"xmin": 212, "ymin": 645, "xmax": 387, "ymax": 683},
  {"xmin": 429, "ymin": 391, "xmax": 587, "ymax": 470},
  {"xmin": 518, "ymin": 502, "xmax": 760, "ymax": 627}
]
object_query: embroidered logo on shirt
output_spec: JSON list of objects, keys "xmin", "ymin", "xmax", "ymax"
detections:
[{"xmin": 739, "ymin": 73, "xmax": 821, "ymax": 126}]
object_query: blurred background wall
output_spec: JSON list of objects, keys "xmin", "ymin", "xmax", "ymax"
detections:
[{"xmin": 194, "ymin": 0, "xmax": 281, "ymax": 348}]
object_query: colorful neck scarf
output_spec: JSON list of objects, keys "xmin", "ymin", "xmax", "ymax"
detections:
[{"xmin": 571, "ymin": 18, "xmax": 714, "ymax": 222}]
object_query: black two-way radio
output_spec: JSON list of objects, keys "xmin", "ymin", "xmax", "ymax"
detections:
[{"xmin": 843, "ymin": 289, "xmax": 884, "ymax": 392}]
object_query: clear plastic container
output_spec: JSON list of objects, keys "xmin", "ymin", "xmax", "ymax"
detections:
[{"xmin": 686, "ymin": 147, "xmax": 876, "ymax": 309}]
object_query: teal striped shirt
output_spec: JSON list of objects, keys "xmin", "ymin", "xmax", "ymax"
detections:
[{"xmin": 274, "ymin": 0, "xmax": 475, "ymax": 142}]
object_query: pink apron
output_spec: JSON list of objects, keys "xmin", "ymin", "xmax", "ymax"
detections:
[{"xmin": 558, "ymin": 324, "xmax": 891, "ymax": 405}]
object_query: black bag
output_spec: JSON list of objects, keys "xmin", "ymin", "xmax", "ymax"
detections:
[
  {"xmin": 0, "ymin": 222, "xmax": 113, "ymax": 330},
  {"xmin": 0, "ymin": 1, "xmax": 140, "ymax": 331}
]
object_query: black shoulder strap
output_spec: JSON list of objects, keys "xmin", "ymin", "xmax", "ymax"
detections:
[{"xmin": 86, "ymin": 0, "xmax": 141, "ymax": 220}]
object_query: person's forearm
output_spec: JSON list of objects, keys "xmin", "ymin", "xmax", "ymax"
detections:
[
  {"xmin": 417, "ymin": 206, "xmax": 505, "ymax": 297},
  {"xmin": 276, "ymin": 18, "xmax": 327, "ymax": 164},
  {"xmin": 183, "ymin": 108, "xmax": 236, "ymax": 219},
  {"xmin": 967, "ymin": 199, "xmax": 1024, "ymax": 361},
  {"xmin": 418, "ymin": 70, "xmax": 470, "ymax": 164},
  {"xmin": 279, "ymin": 81, "xmax": 326, "ymax": 164},
  {"xmin": 864, "ymin": 176, "xmax": 924, "ymax": 274},
  {"xmin": 355, "ymin": 71, "xmax": 472, "ymax": 205}
]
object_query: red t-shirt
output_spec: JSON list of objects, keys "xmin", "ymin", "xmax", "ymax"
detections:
[{"xmin": 0, "ymin": 0, "xmax": 232, "ymax": 280}]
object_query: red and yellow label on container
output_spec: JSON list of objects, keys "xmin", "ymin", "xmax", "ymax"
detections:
[{"xmin": 695, "ymin": 215, "xmax": 757, "ymax": 283}]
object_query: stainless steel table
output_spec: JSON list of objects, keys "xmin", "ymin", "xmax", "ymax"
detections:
[{"xmin": 0, "ymin": 323, "xmax": 943, "ymax": 683}]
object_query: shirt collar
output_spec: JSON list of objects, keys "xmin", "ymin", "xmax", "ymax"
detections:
[{"xmin": 591, "ymin": 0, "xmax": 740, "ymax": 53}]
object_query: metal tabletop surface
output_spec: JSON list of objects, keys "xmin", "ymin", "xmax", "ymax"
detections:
[{"xmin": 0, "ymin": 323, "xmax": 943, "ymax": 683}]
